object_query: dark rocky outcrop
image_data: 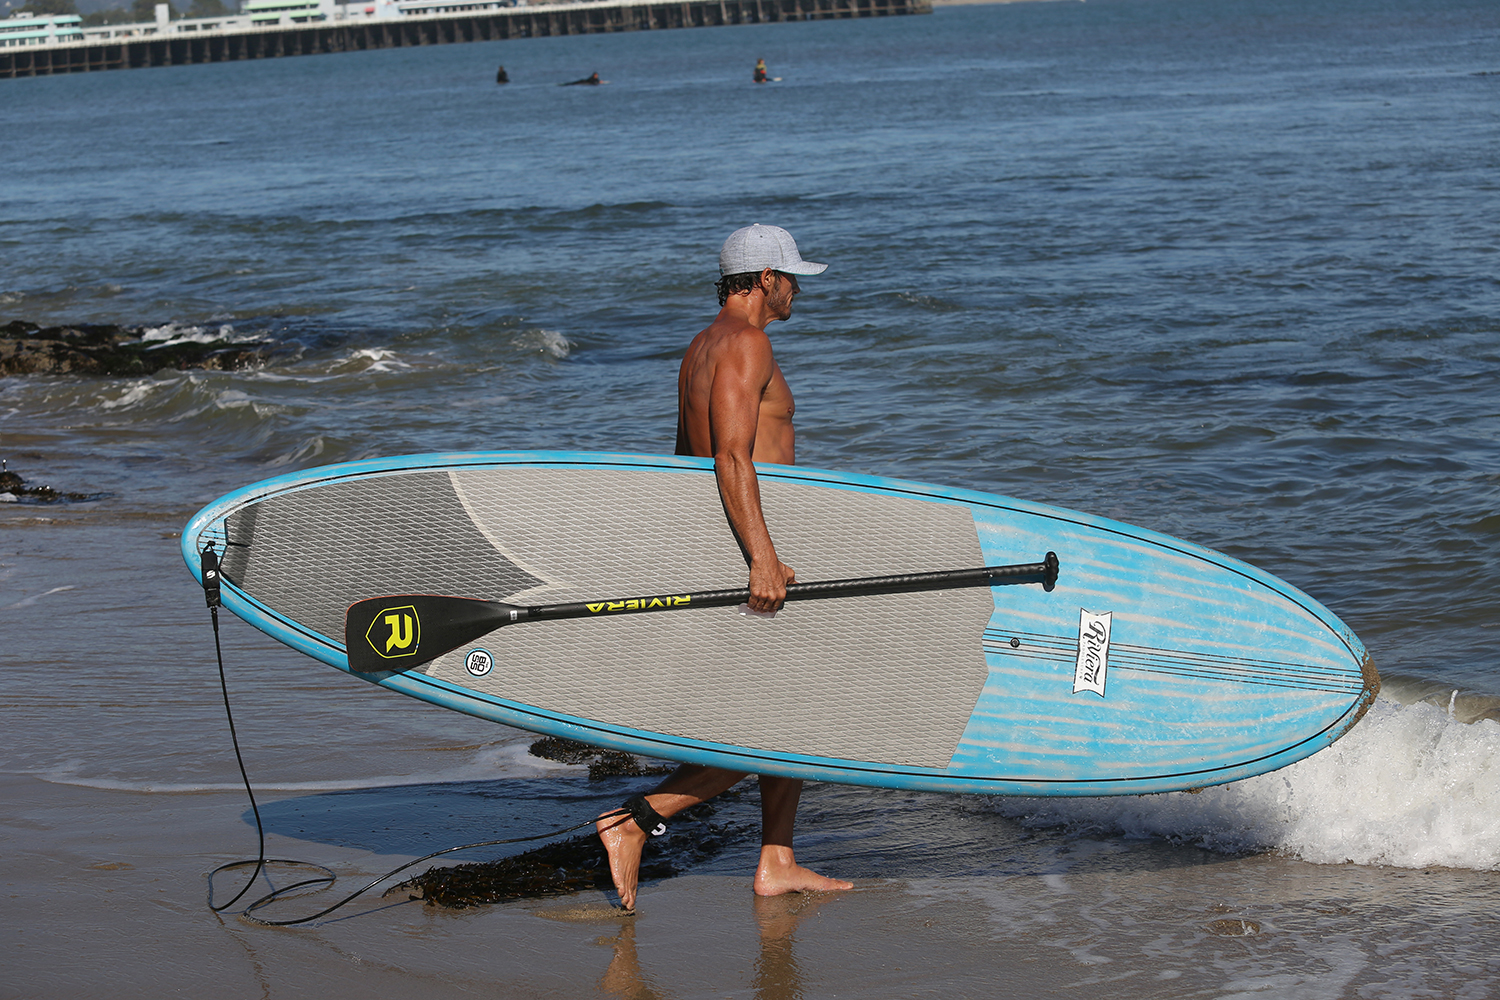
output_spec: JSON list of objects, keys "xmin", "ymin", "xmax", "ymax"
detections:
[
  {"xmin": 0, "ymin": 462, "xmax": 111, "ymax": 504},
  {"xmin": 1, "ymin": 320, "xmax": 269, "ymax": 376}
]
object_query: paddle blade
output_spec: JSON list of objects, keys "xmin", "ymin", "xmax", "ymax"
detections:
[{"xmin": 345, "ymin": 595, "xmax": 519, "ymax": 673}]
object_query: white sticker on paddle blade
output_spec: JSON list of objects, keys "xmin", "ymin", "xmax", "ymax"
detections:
[{"xmin": 1073, "ymin": 610, "xmax": 1112, "ymax": 697}]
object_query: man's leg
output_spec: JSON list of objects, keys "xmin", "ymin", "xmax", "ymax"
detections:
[
  {"xmin": 597, "ymin": 764, "xmax": 746, "ymax": 910},
  {"xmin": 753, "ymin": 776, "xmax": 854, "ymax": 896}
]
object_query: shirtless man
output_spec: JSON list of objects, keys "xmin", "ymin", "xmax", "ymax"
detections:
[{"xmin": 596, "ymin": 224, "xmax": 854, "ymax": 911}]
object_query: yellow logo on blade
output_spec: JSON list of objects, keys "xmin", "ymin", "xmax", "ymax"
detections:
[{"xmin": 365, "ymin": 605, "xmax": 420, "ymax": 659}]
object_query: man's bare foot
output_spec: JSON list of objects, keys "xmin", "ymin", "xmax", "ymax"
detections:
[
  {"xmin": 753, "ymin": 845, "xmax": 853, "ymax": 897},
  {"xmin": 597, "ymin": 809, "xmax": 647, "ymax": 910}
]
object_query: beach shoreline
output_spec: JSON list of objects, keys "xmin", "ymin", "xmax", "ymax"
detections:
[{"xmin": 8, "ymin": 759, "xmax": 1499, "ymax": 999}]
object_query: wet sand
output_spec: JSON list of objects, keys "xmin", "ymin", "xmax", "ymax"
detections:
[{"xmin": 6, "ymin": 742, "xmax": 1500, "ymax": 997}]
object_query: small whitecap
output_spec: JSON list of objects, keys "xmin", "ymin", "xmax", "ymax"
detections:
[
  {"xmin": 139, "ymin": 321, "xmax": 261, "ymax": 347},
  {"xmin": 335, "ymin": 347, "xmax": 411, "ymax": 374},
  {"xmin": 4, "ymin": 585, "xmax": 77, "ymax": 609},
  {"xmin": 265, "ymin": 435, "xmax": 326, "ymax": 467},
  {"xmin": 99, "ymin": 382, "xmax": 160, "ymax": 411},
  {"xmin": 512, "ymin": 328, "xmax": 573, "ymax": 359},
  {"xmin": 139, "ymin": 321, "xmax": 206, "ymax": 345}
]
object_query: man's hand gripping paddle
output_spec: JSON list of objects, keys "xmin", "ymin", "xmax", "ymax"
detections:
[{"xmin": 345, "ymin": 552, "xmax": 1059, "ymax": 674}]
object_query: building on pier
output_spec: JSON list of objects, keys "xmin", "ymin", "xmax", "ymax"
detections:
[
  {"xmin": 2, "ymin": 0, "xmax": 929, "ymax": 79},
  {"xmin": 2, "ymin": 11, "xmax": 83, "ymax": 47}
]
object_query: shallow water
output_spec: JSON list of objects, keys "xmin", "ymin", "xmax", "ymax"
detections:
[{"xmin": 3, "ymin": 0, "xmax": 1499, "ymax": 995}]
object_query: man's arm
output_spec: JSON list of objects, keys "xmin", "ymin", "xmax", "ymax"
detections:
[{"xmin": 708, "ymin": 329, "xmax": 796, "ymax": 613}]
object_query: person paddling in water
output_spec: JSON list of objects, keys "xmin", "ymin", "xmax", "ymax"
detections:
[{"xmin": 596, "ymin": 224, "xmax": 854, "ymax": 911}]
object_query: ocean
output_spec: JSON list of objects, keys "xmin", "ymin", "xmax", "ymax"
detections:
[{"xmin": 3, "ymin": 0, "xmax": 1498, "ymax": 995}]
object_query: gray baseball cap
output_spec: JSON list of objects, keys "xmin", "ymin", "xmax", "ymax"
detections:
[{"xmin": 718, "ymin": 224, "xmax": 828, "ymax": 277}]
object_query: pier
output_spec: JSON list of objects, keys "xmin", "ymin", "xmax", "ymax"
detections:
[{"xmin": 0, "ymin": 0, "xmax": 931, "ymax": 79}]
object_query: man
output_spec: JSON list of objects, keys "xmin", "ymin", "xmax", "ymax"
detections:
[{"xmin": 596, "ymin": 224, "xmax": 854, "ymax": 911}]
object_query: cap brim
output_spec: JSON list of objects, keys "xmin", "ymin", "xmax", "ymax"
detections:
[{"xmin": 778, "ymin": 261, "xmax": 827, "ymax": 276}]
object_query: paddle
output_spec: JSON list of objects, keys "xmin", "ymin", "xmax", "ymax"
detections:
[{"xmin": 345, "ymin": 552, "xmax": 1058, "ymax": 674}]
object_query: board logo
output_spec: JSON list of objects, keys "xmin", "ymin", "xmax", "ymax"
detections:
[
  {"xmin": 585, "ymin": 595, "xmax": 691, "ymax": 614},
  {"xmin": 1073, "ymin": 609, "xmax": 1112, "ymax": 697},
  {"xmin": 365, "ymin": 604, "xmax": 421, "ymax": 660},
  {"xmin": 464, "ymin": 648, "xmax": 494, "ymax": 677}
]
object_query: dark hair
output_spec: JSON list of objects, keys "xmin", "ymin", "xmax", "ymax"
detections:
[{"xmin": 715, "ymin": 270, "xmax": 766, "ymax": 306}]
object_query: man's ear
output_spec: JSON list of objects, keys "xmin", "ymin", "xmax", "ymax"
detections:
[{"xmin": 758, "ymin": 268, "xmax": 779, "ymax": 293}]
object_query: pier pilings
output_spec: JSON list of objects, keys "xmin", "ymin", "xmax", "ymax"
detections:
[{"xmin": 0, "ymin": 0, "xmax": 931, "ymax": 79}]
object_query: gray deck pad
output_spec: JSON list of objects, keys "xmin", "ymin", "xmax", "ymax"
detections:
[{"xmin": 227, "ymin": 465, "xmax": 993, "ymax": 769}]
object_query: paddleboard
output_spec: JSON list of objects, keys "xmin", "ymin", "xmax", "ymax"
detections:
[{"xmin": 181, "ymin": 451, "xmax": 1377, "ymax": 797}]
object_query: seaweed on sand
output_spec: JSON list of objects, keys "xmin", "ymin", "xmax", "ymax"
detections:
[
  {"xmin": 390, "ymin": 798, "xmax": 750, "ymax": 910},
  {"xmin": 527, "ymin": 736, "xmax": 675, "ymax": 781}
]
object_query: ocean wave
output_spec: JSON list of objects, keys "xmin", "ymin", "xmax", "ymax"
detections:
[
  {"xmin": 510, "ymin": 328, "xmax": 573, "ymax": 359},
  {"xmin": 28, "ymin": 741, "xmax": 578, "ymax": 795},
  {"xmin": 138, "ymin": 321, "xmax": 266, "ymax": 348},
  {"xmin": 994, "ymin": 697, "xmax": 1500, "ymax": 872}
]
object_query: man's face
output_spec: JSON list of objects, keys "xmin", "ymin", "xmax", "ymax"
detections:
[{"xmin": 764, "ymin": 270, "xmax": 800, "ymax": 321}]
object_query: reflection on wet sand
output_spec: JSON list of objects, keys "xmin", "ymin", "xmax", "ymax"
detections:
[
  {"xmin": 598, "ymin": 923, "xmax": 667, "ymax": 1000},
  {"xmin": 597, "ymin": 891, "xmax": 842, "ymax": 1000},
  {"xmin": 751, "ymin": 892, "xmax": 839, "ymax": 1000}
]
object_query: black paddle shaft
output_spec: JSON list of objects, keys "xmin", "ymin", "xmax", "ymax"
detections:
[
  {"xmin": 345, "ymin": 552, "xmax": 1059, "ymax": 673},
  {"xmin": 526, "ymin": 553, "xmax": 1060, "ymax": 624}
]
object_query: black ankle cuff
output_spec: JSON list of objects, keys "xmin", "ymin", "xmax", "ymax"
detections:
[{"xmin": 624, "ymin": 794, "xmax": 667, "ymax": 837}]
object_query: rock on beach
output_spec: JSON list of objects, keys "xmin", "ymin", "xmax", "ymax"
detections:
[{"xmin": 1, "ymin": 320, "xmax": 267, "ymax": 376}]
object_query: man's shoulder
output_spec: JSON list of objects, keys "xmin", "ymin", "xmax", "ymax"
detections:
[{"xmin": 700, "ymin": 313, "xmax": 774, "ymax": 354}]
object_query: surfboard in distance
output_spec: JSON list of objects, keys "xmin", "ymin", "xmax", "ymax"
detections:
[{"xmin": 181, "ymin": 451, "xmax": 1378, "ymax": 797}]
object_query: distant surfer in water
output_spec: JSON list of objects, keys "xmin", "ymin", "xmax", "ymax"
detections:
[
  {"xmin": 597, "ymin": 224, "xmax": 853, "ymax": 911},
  {"xmin": 754, "ymin": 58, "xmax": 768, "ymax": 83},
  {"xmin": 563, "ymin": 71, "xmax": 602, "ymax": 86}
]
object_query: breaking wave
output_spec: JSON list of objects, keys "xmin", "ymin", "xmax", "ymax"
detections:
[{"xmin": 995, "ymin": 697, "xmax": 1500, "ymax": 872}]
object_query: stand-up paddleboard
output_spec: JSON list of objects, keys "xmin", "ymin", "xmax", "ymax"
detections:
[{"xmin": 182, "ymin": 452, "xmax": 1377, "ymax": 797}]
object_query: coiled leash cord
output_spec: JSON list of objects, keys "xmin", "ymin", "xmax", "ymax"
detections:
[{"xmin": 199, "ymin": 542, "xmax": 659, "ymax": 926}]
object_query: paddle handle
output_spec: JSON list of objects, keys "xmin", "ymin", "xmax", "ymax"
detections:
[{"xmin": 524, "ymin": 553, "xmax": 1059, "ymax": 624}]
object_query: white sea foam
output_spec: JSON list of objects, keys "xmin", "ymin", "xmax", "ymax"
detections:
[
  {"xmin": 33, "ymin": 740, "xmax": 580, "ymax": 795},
  {"xmin": 512, "ymin": 328, "xmax": 573, "ymax": 359},
  {"xmin": 997, "ymin": 697, "xmax": 1500, "ymax": 871},
  {"xmin": 344, "ymin": 347, "xmax": 410, "ymax": 373},
  {"xmin": 98, "ymin": 381, "xmax": 160, "ymax": 410},
  {"xmin": 265, "ymin": 435, "xmax": 326, "ymax": 466},
  {"xmin": 4, "ymin": 585, "xmax": 77, "ymax": 609},
  {"xmin": 138, "ymin": 321, "xmax": 259, "ymax": 347}
]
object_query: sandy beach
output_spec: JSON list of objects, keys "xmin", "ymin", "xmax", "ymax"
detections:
[{"xmin": 8, "ymin": 750, "xmax": 1499, "ymax": 998}]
